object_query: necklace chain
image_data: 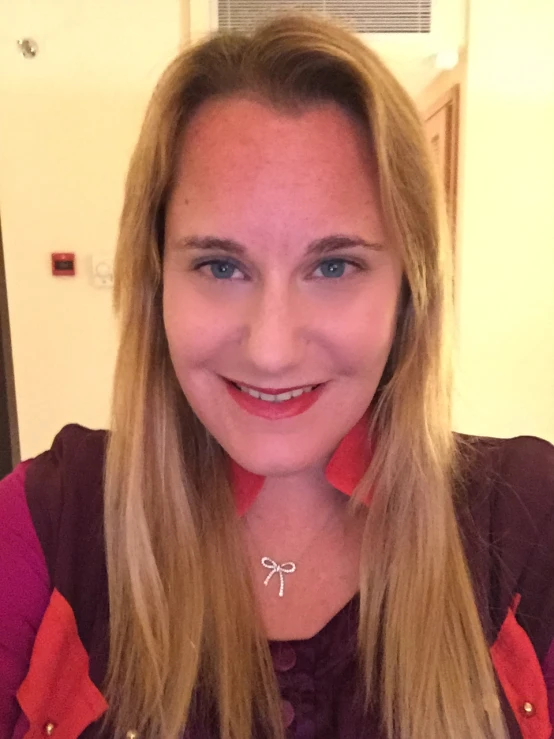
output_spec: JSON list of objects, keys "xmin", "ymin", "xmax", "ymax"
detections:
[{"xmin": 246, "ymin": 506, "xmax": 340, "ymax": 598}]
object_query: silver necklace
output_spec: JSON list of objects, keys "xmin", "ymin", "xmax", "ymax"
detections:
[
  {"xmin": 247, "ymin": 507, "xmax": 339, "ymax": 598},
  {"xmin": 261, "ymin": 557, "xmax": 296, "ymax": 597}
]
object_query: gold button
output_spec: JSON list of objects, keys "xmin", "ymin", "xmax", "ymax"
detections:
[
  {"xmin": 44, "ymin": 723, "xmax": 56, "ymax": 736},
  {"xmin": 522, "ymin": 701, "xmax": 535, "ymax": 717},
  {"xmin": 126, "ymin": 732, "xmax": 139, "ymax": 739}
]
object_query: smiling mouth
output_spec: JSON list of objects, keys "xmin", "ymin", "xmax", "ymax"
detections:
[{"xmin": 224, "ymin": 378, "xmax": 324, "ymax": 404}]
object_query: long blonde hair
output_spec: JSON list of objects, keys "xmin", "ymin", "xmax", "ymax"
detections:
[{"xmin": 105, "ymin": 13, "xmax": 506, "ymax": 739}]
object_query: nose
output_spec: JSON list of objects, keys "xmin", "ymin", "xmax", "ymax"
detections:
[{"xmin": 244, "ymin": 283, "xmax": 304, "ymax": 375}]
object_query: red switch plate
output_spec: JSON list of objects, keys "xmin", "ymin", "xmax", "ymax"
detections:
[{"xmin": 51, "ymin": 253, "xmax": 75, "ymax": 276}]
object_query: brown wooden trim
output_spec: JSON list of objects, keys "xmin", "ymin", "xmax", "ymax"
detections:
[
  {"xmin": 0, "ymin": 218, "xmax": 20, "ymax": 472},
  {"xmin": 424, "ymin": 84, "xmax": 460, "ymax": 247}
]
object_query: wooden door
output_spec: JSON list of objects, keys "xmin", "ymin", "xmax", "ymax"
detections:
[{"xmin": 424, "ymin": 84, "xmax": 460, "ymax": 246}]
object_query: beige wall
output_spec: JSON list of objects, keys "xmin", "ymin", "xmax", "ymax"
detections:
[
  {"xmin": 0, "ymin": 0, "xmax": 181, "ymax": 458},
  {"xmin": 2, "ymin": 0, "xmax": 553, "ymax": 460},
  {"xmin": 451, "ymin": 0, "xmax": 554, "ymax": 443}
]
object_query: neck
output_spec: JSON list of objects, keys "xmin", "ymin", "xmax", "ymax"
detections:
[
  {"xmin": 240, "ymin": 465, "xmax": 367, "ymax": 618},
  {"xmin": 243, "ymin": 466, "xmax": 351, "ymax": 534}
]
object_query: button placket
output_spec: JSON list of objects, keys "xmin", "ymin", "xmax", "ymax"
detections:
[
  {"xmin": 271, "ymin": 643, "xmax": 298, "ymax": 731},
  {"xmin": 272, "ymin": 643, "xmax": 297, "ymax": 673},
  {"xmin": 281, "ymin": 699, "xmax": 296, "ymax": 728}
]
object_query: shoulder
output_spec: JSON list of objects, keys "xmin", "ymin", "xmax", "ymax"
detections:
[
  {"xmin": 0, "ymin": 461, "xmax": 51, "ymax": 618},
  {"xmin": 0, "ymin": 425, "xmax": 110, "ymax": 735},
  {"xmin": 0, "ymin": 421, "xmax": 108, "ymax": 609},
  {"xmin": 0, "ymin": 461, "xmax": 50, "ymax": 621},
  {"xmin": 455, "ymin": 432, "xmax": 554, "ymax": 527},
  {"xmin": 456, "ymin": 433, "xmax": 554, "ymax": 540},
  {"xmin": 0, "ymin": 464, "xmax": 49, "ymax": 735},
  {"xmin": 457, "ymin": 431, "xmax": 554, "ymax": 483},
  {"xmin": 25, "ymin": 422, "xmax": 108, "ymax": 492},
  {"xmin": 455, "ymin": 433, "xmax": 554, "ymax": 658},
  {"xmin": 24, "ymin": 424, "xmax": 108, "ymax": 575}
]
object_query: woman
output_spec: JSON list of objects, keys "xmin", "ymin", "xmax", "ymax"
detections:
[{"xmin": 1, "ymin": 13, "xmax": 553, "ymax": 739}]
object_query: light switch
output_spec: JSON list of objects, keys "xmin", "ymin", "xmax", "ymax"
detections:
[{"xmin": 92, "ymin": 255, "xmax": 114, "ymax": 288}]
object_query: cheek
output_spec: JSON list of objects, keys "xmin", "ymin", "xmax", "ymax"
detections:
[
  {"xmin": 162, "ymin": 264, "xmax": 402, "ymax": 378},
  {"xmin": 163, "ymin": 280, "xmax": 219, "ymax": 370},
  {"xmin": 325, "ymin": 284, "xmax": 400, "ymax": 370},
  {"xmin": 342, "ymin": 322, "xmax": 397, "ymax": 382}
]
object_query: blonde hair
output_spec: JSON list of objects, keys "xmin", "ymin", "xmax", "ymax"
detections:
[{"xmin": 105, "ymin": 13, "xmax": 506, "ymax": 739}]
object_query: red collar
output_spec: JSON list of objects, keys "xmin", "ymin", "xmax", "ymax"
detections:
[{"xmin": 229, "ymin": 414, "xmax": 373, "ymax": 517}]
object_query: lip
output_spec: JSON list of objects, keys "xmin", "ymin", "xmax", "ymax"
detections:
[
  {"xmin": 224, "ymin": 378, "xmax": 326, "ymax": 420},
  {"xmin": 224, "ymin": 378, "xmax": 319, "ymax": 394}
]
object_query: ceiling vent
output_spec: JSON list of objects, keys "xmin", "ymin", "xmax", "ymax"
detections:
[
  {"xmin": 216, "ymin": 0, "xmax": 432, "ymax": 34},
  {"xmin": 189, "ymin": 0, "xmax": 467, "ymax": 95}
]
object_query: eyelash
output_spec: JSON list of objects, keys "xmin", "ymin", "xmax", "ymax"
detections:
[{"xmin": 191, "ymin": 257, "xmax": 365, "ymax": 281}]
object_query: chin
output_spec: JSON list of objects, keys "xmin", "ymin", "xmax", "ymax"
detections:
[{"xmin": 225, "ymin": 432, "xmax": 326, "ymax": 478}]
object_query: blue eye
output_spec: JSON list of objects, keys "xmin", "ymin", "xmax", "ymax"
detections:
[
  {"xmin": 193, "ymin": 257, "xmax": 361, "ymax": 281},
  {"xmin": 315, "ymin": 259, "xmax": 350, "ymax": 278},
  {"xmin": 195, "ymin": 259, "xmax": 242, "ymax": 280}
]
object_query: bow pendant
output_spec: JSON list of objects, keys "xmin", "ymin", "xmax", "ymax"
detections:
[{"xmin": 261, "ymin": 557, "xmax": 296, "ymax": 597}]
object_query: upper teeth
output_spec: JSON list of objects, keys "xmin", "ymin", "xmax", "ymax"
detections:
[{"xmin": 237, "ymin": 384, "xmax": 316, "ymax": 402}]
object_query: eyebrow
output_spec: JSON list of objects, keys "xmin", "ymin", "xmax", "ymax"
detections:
[{"xmin": 171, "ymin": 234, "xmax": 384, "ymax": 258}]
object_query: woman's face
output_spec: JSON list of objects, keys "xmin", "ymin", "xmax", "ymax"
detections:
[{"xmin": 163, "ymin": 96, "xmax": 403, "ymax": 478}]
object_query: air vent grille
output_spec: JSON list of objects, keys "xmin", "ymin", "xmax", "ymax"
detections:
[{"xmin": 217, "ymin": 0, "xmax": 432, "ymax": 34}]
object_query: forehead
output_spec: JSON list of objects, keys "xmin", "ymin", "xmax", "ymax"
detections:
[
  {"xmin": 166, "ymin": 96, "xmax": 384, "ymax": 245},
  {"xmin": 182, "ymin": 94, "xmax": 369, "ymax": 155},
  {"xmin": 175, "ymin": 95, "xmax": 375, "ymax": 184}
]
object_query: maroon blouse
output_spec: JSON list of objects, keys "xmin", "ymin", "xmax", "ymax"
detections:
[{"xmin": 1, "ymin": 425, "xmax": 553, "ymax": 738}]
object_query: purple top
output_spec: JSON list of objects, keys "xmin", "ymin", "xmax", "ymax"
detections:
[
  {"xmin": 1, "ymin": 459, "xmax": 554, "ymax": 737},
  {"xmin": 0, "ymin": 464, "xmax": 50, "ymax": 734}
]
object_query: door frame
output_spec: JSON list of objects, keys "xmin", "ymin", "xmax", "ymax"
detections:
[
  {"xmin": 0, "ymin": 218, "xmax": 20, "ymax": 474},
  {"xmin": 424, "ymin": 83, "xmax": 460, "ymax": 248}
]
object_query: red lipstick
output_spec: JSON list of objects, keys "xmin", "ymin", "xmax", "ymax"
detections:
[
  {"xmin": 233, "ymin": 380, "xmax": 312, "ymax": 394},
  {"xmin": 224, "ymin": 379, "xmax": 325, "ymax": 420}
]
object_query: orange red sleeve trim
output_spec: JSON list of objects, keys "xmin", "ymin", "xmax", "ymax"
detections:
[
  {"xmin": 490, "ymin": 593, "xmax": 552, "ymax": 739},
  {"xmin": 16, "ymin": 588, "xmax": 108, "ymax": 739},
  {"xmin": 15, "ymin": 587, "xmax": 552, "ymax": 738}
]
